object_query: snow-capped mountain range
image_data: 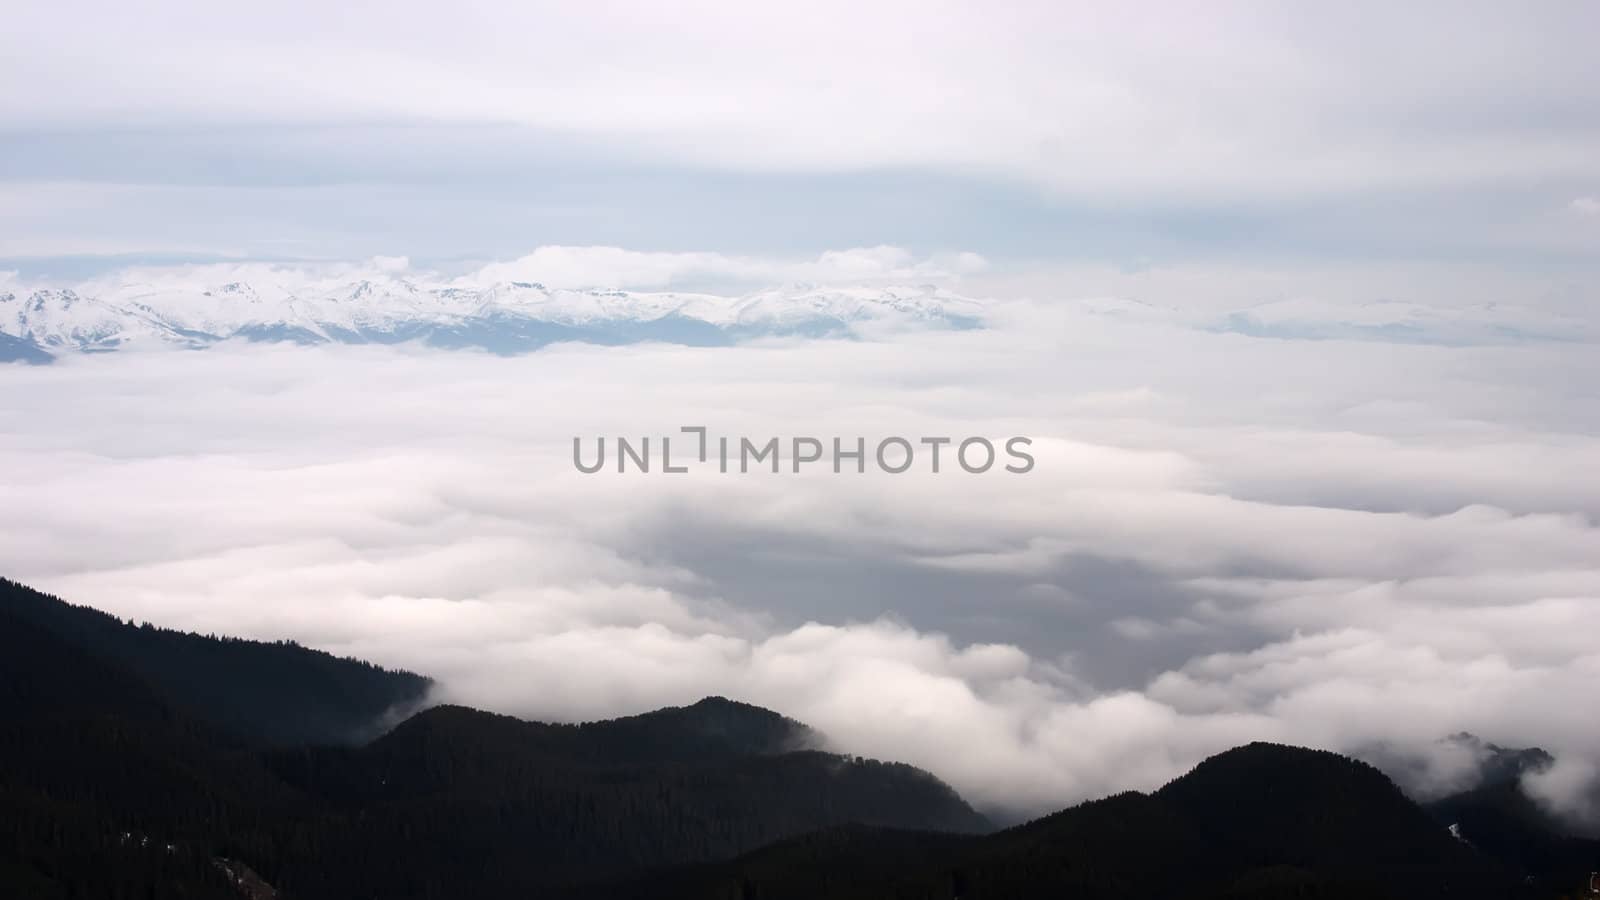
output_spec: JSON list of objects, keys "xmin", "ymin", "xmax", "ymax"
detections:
[
  {"xmin": 4, "ymin": 265, "xmax": 1589, "ymax": 365},
  {"xmin": 0, "ymin": 277, "xmax": 986, "ymax": 362}
]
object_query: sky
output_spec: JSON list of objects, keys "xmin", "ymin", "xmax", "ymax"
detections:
[
  {"xmin": 3, "ymin": 1, "xmax": 1599, "ymax": 277},
  {"xmin": 3, "ymin": 0, "xmax": 1600, "ymax": 823}
]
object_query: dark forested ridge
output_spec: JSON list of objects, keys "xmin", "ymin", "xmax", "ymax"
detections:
[
  {"xmin": 0, "ymin": 607, "xmax": 299, "ymax": 899},
  {"xmin": 256, "ymin": 703, "xmax": 988, "ymax": 898},
  {"xmin": 0, "ymin": 577, "xmax": 431, "ymax": 747},
  {"xmin": 2, "ymin": 575, "xmax": 1598, "ymax": 899},
  {"xmin": 610, "ymin": 744, "xmax": 1598, "ymax": 900},
  {"xmin": 1427, "ymin": 765, "xmax": 1600, "ymax": 892},
  {"xmin": 0, "ymin": 577, "xmax": 986, "ymax": 898}
]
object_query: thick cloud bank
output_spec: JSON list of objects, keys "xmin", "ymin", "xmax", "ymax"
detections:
[{"xmin": 2, "ymin": 269, "xmax": 1598, "ymax": 820}]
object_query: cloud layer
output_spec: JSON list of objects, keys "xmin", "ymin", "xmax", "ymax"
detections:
[
  {"xmin": 3, "ymin": 266, "xmax": 1598, "ymax": 819},
  {"xmin": 8, "ymin": 2, "xmax": 1599, "ymax": 197}
]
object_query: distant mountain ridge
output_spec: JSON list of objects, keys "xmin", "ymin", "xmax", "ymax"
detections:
[
  {"xmin": 0, "ymin": 278, "xmax": 985, "ymax": 361},
  {"xmin": 8, "ymin": 270, "xmax": 1589, "ymax": 364}
]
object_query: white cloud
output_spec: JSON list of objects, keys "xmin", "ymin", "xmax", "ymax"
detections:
[
  {"xmin": 470, "ymin": 245, "xmax": 987, "ymax": 289},
  {"xmin": 4, "ymin": 3, "xmax": 1598, "ymax": 200},
  {"xmin": 371, "ymin": 255, "xmax": 410, "ymax": 273},
  {"xmin": 4, "ymin": 283, "xmax": 1600, "ymax": 818}
]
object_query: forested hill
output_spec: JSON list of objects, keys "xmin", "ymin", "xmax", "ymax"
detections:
[
  {"xmin": 365, "ymin": 694, "xmax": 818, "ymax": 767},
  {"xmin": 0, "ymin": 577, "xmax": 431, "ymax": 747},
  {"xmin": 1426, "ymin": 765, "xmax": 1600, "ymax": 889},
  {"xmin": 0, "ymin": 604, "xmax": 303, "ymax": 899},
  {"xmin": 602, "ymin": 743, "xmax": 1550, "ymax": 900},
  {"xmin": 0, "ymin": 576, "xmax": 990, "ymax": 899},
  {"xmin": 259, "ymin": 705, "xmax": 988, "ymax": 897},
  {"xmin": 5, "ymin": 575, "xmax": 1598, "ymax": 899}
]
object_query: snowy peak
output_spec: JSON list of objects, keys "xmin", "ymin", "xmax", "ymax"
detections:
[
  {"xmin": 0, "ymin": 278, "xmax": 989, "ymax": 362},
  {"xmin": 3, "ymin": 288, "xmax": 176, "ymax": 351},
  {"xmin": 730, "ymin": 284, "xmax": 983, "ymax": 331}
]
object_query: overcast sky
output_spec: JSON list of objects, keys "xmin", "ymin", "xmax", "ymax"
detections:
[
  {"xmin": 4, "ymin": 1, "xmax": 1599, "ymax": 277},
  {"xmin": 4, "ymin": 0, "xmax": 1600, "ymax": 823}
]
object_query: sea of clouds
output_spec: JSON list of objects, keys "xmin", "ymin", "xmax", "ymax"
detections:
[{"xmin": 3, "ymin": 249, "xmax": 1599, "ymax": 825}]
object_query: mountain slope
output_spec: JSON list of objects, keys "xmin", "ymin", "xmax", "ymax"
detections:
[
  {"xmin": 8, "ymin": 576, "xmax": 1591, "ymax": 899},
  {"xmin": 1429, "ymin": 776, "xmax": 1600, "ymax": 888},
  {"xmin": 0, "ymin": 331, "xmax": 53, "ymax": 363},
  {"xmin": 0, "ymin": 577, "xmax": 992, "ymax": 900},
  {"xmin": 0, "ymin": 607, "xmax": 300, "ymax": 899},
  {"xmin": 627, "ymin": 743, "xmax": 1531, "ymax": 900},
  {"xmin": 0, "ymin": 577, "xmax": 431, "ymax": 748},
  {"xmin": 352, "ymin": 695, "xmax": 816, "ymax": 767},
  {"xmin": 520, "ymin": 694, "xmax": 819, "ymax": 763},
  {"xmin": 262, "ymin": 703, "xmax": 989, "ymax": 897},
  {"xmin": 1154, "ymin": 743, "xmax": 1498, "ymax": 893}
]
